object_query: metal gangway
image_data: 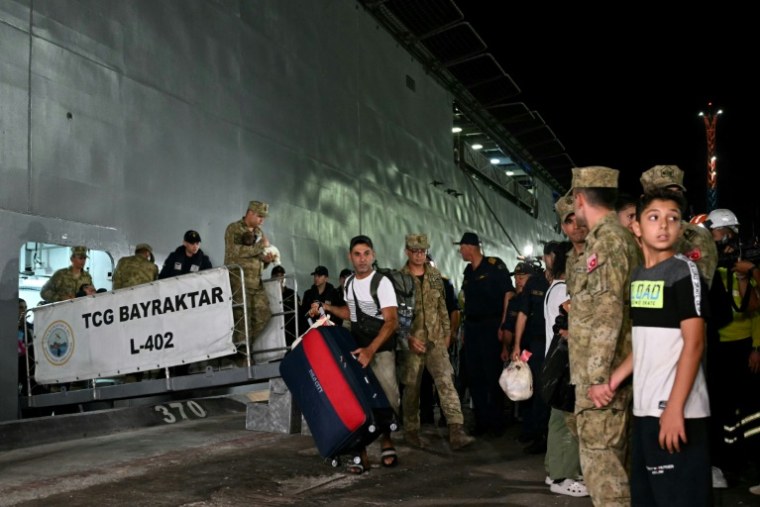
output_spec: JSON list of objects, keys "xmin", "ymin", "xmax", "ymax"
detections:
[{"xmin": 20, "ymin": 265, "xmax": 298, "ymax": 411}]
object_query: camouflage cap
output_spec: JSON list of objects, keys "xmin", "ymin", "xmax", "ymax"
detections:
[
  {"xmin": 71, "ymin": 246, "xmax": 88, "ymax": 258},
  {"xmin": 406, "ymin": 233, "xmax": 430, "ymax": 250},
  {"xmin": 555, "ymin": 192, "xmax": 575, "ymax": 222},
  {"xmin": 135, "ymin": 243, "xmax": 153, "ymax": 252},
  {"xmin": 248, "ymin": 200, "xmax": 269, "ymax": 217},
  {"xmin": 640, "ymin": 164, "xmax": 686, "ymax": 193},
  {"xmin": 570, "ymin": 166, "xmax": 619, "ymax": 190}
]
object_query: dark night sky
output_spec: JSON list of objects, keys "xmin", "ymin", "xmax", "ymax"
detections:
[{"xmin": 459, "ymin": 6, "xmax": 757, "ymax": 238}]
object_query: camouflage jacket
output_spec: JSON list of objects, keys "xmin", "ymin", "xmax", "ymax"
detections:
[
  {"xmin": 401, "ymin": 263, "xmax": 451, "ymax": 346},
  {"xmin": 677, "ymin": 220, "xmax": 718, "ymax": 288},
  {"xmin": 568, "ymin": 211, "xmax": 642, "ymax": 386},
  {"xmin": 224, "ymin": 218, "xmax": 267, "ymax": 286},
  {"xmin": 112, "ymin": 255, "xmax": 158, "ymax": 290},
  {"xmin": 41, "ymin": 267, "xmax": 93, "ymax": 302},
  {"xmin": 566, "ymin": 246, "xmax": 582, "ymax": 297}
]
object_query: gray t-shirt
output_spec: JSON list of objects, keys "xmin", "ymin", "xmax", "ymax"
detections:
[{"xmin": 630, "ymin": 254, "xmax": 710, "ymax": 418}]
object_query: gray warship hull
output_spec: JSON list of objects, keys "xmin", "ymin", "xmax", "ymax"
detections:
[{"xmin": 0, "ymin": 0, "xmax": 560, "ymax": 421}]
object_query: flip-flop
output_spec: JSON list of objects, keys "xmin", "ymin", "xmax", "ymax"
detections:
[{"xmin": 380, "ymin": 446, "xmax": 398, "ymax": 468}]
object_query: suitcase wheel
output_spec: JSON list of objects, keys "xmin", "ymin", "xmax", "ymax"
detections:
[
  {"xmin": 389, "ymin": 423, "xmax": 398, "ymax": 432},
  {"xmin": 368, "ymin": 424, "xmax": 377, "ymax": 433},
  {"xmin": 352, "ymin": 455, "xmax": 362, "ymax": 465},
  {"xmin": 330, "ymin": 457, "xmax": 341, "ymax": 468}
]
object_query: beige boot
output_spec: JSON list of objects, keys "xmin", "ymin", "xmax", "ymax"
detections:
[
  {"xmin": 449, "ymin": 423, "xmax": 475, "ymax": 450},
  {"xmin": 404, "ymin": 430, "xmax": 427, "ymax": 448}
]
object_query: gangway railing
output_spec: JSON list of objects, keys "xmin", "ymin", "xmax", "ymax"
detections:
[
  {"xmin": 459, "ymin": 141, "xmax": 537, "ymax": 213},
  {"xmin": 21, "ymin": 265, "xmax": 297, "ymax": 409}
]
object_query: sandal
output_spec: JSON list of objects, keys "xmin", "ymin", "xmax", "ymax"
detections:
[
  {"xmin": 380, "ymin": 446, "xmax": 398, "ymax": 468},
  {"xmin": 550, "ymin": 478, "xmax": 589, "ymax": 498},
  {"xmin": 345, "ymin": 462, "xmax": 366, "ymax": 475},
  {"xmin": 346, "ymin": 454, "xmax": 369, "ymax": 475}
]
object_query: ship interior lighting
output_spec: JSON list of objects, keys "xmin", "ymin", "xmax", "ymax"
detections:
[
  {"xmin": 472, "ymin": 144, "xmax": 483, "ymax": 150},
  {"xmin": 452, "ymin": 127, "xmax": 462, "ymax": 133}
]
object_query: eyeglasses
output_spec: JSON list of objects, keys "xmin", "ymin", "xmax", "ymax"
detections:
[{"xmin": 408, "ymin": 249, "xmax": 427, "ymax": 255}]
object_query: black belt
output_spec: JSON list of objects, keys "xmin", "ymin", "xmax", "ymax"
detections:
[{"xmin": 467, "ymin": 314, "xmax": 502, "ymax": 323}]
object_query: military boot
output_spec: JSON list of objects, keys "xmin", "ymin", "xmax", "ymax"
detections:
[
  {"xmin": 449, "ymin": 423, "xmax": 475, "ymax": 450},
  {"xmin": 404, "ymin": 430, "xmax": 428, "ymax": 448}
]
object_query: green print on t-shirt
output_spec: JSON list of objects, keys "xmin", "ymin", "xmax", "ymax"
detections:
[{"xmin": 631, "ymin": 280, "xmax": 664, "ymax": 308}]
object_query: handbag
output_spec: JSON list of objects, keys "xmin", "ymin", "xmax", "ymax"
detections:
[{"xmin": 539, "ymin": 332, "xmax": 575, "ymax": 412}]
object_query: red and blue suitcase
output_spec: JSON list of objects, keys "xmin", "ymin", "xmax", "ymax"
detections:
[{"xmin": 279, "ymin": 326, "xmax": 398, "ymax": 466}]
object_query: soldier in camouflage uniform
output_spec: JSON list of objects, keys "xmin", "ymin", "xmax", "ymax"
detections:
[
  {"xmin": 554, "ymin": 192, "xmax": 588, "ymax": 438},
  {"xmin": 224, "ymin": 201, "xmax": 275, "ymax": 347},
  {"xmin": 112, "ymin": 244, "xmax": 158, "ymax": 289},
  {"xmin": 400, "ymin": 234, "xmax": 475, "ymax": 450},
  {"xmin": 41, "ymin": 246, "xmax": 93, "ymax": 302},
  {"xmin": 568, "ymin": 167, "xmax": 642, "ymax": 507},
  {"xmin": 640, "ymin": 165, "xmax": 718, "ymax": 288}
]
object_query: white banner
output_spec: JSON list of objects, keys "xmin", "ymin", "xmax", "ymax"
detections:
[{"xmin": 33, "ymin": 267, "xmax": 235, "ymax": 383}]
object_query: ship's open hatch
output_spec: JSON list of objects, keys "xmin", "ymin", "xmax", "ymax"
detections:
[{"xmin": 18, "ymin": 243, "xmax": 113, "ymax": 318}]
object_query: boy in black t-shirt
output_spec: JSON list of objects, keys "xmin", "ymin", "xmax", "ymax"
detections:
[{"xmin": 610, "ymin": 189, "xmax": 712, "ymax": 507}]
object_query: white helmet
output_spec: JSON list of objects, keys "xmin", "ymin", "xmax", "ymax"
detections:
[{"xmin": 707, "ymin": 209, "xmax": 739, "ymax": 233}]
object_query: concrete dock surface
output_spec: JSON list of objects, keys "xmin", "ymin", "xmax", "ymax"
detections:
[{"xmin": 0, "ymin": 402, "xmax": 757, "ymax": 506}]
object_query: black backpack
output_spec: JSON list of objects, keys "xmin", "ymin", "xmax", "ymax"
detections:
[{"xmin": 347, "ymin": 269, "xmax": 416, "ymax": 344}]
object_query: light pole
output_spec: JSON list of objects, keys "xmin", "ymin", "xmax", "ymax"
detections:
[{"xmin": 698, "ymin": 104, "xmax": 722, "ymax": 212}]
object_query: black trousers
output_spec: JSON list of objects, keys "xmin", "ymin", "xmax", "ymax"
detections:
[
  {"xmin": 520, "ymin": 337, "xmax": 551, "ymax": 438},
  {"xmin": 464, "ymin": 320, "xmax": 504, "ymax": 430},
  {"xmin": 631, "ymin": 416, "xmax": 712, "ymax": 507}
]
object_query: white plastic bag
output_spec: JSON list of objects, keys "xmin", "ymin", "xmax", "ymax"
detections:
[{"xmin": 500, "ymin": 360, "xmax": 533, "ymax": 401}]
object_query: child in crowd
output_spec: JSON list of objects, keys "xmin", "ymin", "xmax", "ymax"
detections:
[{"xmin": 610, "ymin": 188, "xmax": 712, "ymax": 507}]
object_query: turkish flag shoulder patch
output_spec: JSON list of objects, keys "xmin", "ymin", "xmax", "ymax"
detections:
[
  {"xmin": 685, "ymin": 248, "xmax": 701, "ymax": 261},
  {"xmin": 587, "ymin": 253, "xmax": 598, "ymax": 273}
]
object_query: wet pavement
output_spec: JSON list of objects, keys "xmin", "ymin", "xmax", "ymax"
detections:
[{"xmin": 0, "ymin": 405, "xmax": 757, "ymax": 506}]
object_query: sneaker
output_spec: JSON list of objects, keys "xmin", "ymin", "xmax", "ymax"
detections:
[
  {"xmin": 749, "ymin": 483, "xmax": 760, "ymax": 495},
  {"xmin": 712, "ymin": 466, "xmax": 728, "ymax": 489},
  {"xmin": 544, "ymin": 476, "xmax": 553, "ymax": 486},
  {"xmin": 550, "ymin": 478, "xmax": 589, "ymax": 498}
]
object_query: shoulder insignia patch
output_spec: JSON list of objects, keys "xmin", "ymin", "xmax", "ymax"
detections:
[
  {"xmin": 685, "ymin": 248, "xmax": 701, "ymax": 261},
  {"xmin": 488, "ymin": 257, "xmax": 497, "ymax": 265},
  {"xmin": 587, "ymin": 253, "xmax": 598, "ymax": 273}
]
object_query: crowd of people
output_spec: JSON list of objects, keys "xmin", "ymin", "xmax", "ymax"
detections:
[
  {"xmin": 278, "ymin": 164, "xmax": 760, "ymax": 505},
  {"xmin": 16, "ymin": 169, "xmax": 760, "ymax": 504}
]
